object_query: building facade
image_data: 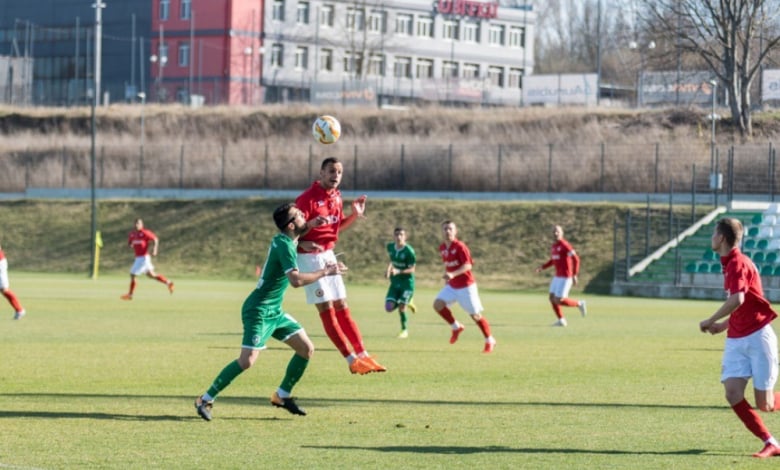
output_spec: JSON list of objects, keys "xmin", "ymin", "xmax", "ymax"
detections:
[
  {"xmin": 150, "ymin": 0, "xmax": 263, "ymax": 105},
  {"xmin": 0, "ymin": 0, "xmax": 152, "ymax": 105},
  {"xmin": 0, "ymin": 0, "xmax": 534, "ymax": 107},
  {"xmin": 263, "ymin": 0, "xmax": 535, "ymax": 106}
]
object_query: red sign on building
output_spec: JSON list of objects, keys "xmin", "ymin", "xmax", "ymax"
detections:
[{"xmin": 435, "ymin": 0, "xmax": 499, "ymax": 19}]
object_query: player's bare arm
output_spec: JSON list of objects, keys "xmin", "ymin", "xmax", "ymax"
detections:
[
  {"xmin": 443, "ymin": 262, "xmax": 473, "ymax": 280},
  {"xmin": 699, "ymin": 292, "xmax": 743, "ymax": 333},
  {"xmin": 287, "ymin": 262, "xmax": 347, "ymax": 287},
  {"xmin": 340, "ymin": 195, "xmax": 367, "ymax": 231}
]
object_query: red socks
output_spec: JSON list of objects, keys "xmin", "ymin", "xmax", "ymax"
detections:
[
  {"xmin": 319, "ymin": 308, "xmax": 351, "ymax": 357},
  {"xmin": 560, "ymin": 298, "xmax": 579, "ymax": 307},
  {"xmin": 335, "ymin": 308, "xmax": 365, "ymax": 355},
  {"xmin": 436, "ymin": 306, "xmax": 456, "ymax": 324},
  {"xmin": 2, "ymin": 290, "xmax": 22, "ymax": 312},
  {"xmin": 476, "ymin": 317, "xmax": 491, "ymax": 338},
  {"xmin": 129, "ymin": 278, "xmax": 137, "ymax": 295},
  {"xmin": 551, "ymin": 302, "xmax": 563, "ymax": 319},
  {"xmin": 155, "ymin": 274, "xmax": 169, "ymax": 284},
  {"xmin": 733, "ymin": 399, "xmax": 772, "ymax": 441}
]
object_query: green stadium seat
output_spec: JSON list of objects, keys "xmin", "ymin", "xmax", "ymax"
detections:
[
  {"xmin": 748, "ymin": 226, "xmax": 760, "ymax": 237},
  {"xmin": 702, "ymin": 249, "xmax": 717, "ymax": 261},
  {"xmin": 762, "ymin": 265, "xmax": 774, "ymax": 276},
  {"xmin": 758, "ymin": 239, "xmax": 769, "ymax": 250},
  {"xmin": 752, "ymin": 214, "xmax": 763, "ymax": 225},
  {"xmin": 754, "ymin": 252, "xmax": 766, "ymax": 263},
  {"xmin": 710, "ymin": 263, "xmax": 722, "ymax": 273},
  {"xmin": 767, "ymin": 252, "xmax": 778, "ymax": 263},
  {"xmin": 774, "ymin": 266, "xmax": 780, "ymax": 276},
  {"xmin": 697, "ymin": 263, "xmax": 711, "ymax": 273},
  {"xmin": 685, "ymin": 262, "xmax": 698, "ymax": 273},
  {"xmin": 744, "ymin": 239, "xmax": 756, "ymax": 249}
]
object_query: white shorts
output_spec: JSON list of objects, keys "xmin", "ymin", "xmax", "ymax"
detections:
[
  {"xmin": 436, "ymin": 283, "xmax": 484, "ymax": 315},
  {"xmin": 297, "ymin": 250, "xmax": 347, "ymax": 304},
  {"xmin": 549, "ymin": 276, "xmax": 574, "ymax": 298},
  {"xmin": 721, "ymin": 324, "xmax": 779, "ymax": 390},
  {"xmin": 130, "ymin": 255, "xmax": 154, "ymax": 276},
  {"xmin": 0, "ymin": 258, "xmax": 9, "ymax": 289}
]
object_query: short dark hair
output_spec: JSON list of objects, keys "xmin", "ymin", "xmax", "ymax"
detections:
[
  {"xmin": 273, "ymin": 203, "xmax": 296, "ymax": 230},
  {"xmin": 321, "ymin": 157, "xmax": 341, "ymax": 169},
  {"xmin": 716, "ymin": 217, "xmax": 743, "ymax": 247},
  {"xmin": 394, "ymin": 227, "xmax": 405, "ymax": 234}
]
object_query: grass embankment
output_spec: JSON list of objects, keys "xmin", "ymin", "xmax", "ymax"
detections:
[{"xmin": 0, "ymin": 198, "xmax": 691, "ymax": 293}]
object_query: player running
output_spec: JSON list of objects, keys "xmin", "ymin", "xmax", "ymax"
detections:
[{"xmin": 121, "ymin": 218, "xmax": 174, "ymax": 300}]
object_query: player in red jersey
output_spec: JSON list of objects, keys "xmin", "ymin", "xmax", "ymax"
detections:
[
  {"xmin": 295, "ymin": 157, "xmax": 386, "ymax": 374},
  {"xmin": 433, "ymin": 220, "xmax": 496, "ymax": 353},
  {"xmin": 120, "ymin": 218, "xmax": 174, "ymax": 300},
  {"xmin": 699, "ymin": 218, "xmax": 780, "ymax": 458},
  {"xmin": 0, "ymin": 243, "xmax": 25, "ymax": 319},
  {"xmin": 535, "ymin": 225, "xmax": 587, "ymax": 327}
]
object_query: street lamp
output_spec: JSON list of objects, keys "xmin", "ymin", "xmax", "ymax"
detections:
[
  {"xmin": 150, "ymin": 54, "xmax": 168, "ymax": 101},
  {"xmin": 137, "ymin": 92, "xmax": 146, "ymax": 149},
  {"xmin": 243, "ymin": 46, "xmax": 253, "ymax": 104},
  {"xmin": 629, "ymin": 40, "xmax": 656, "ymax": 107}
]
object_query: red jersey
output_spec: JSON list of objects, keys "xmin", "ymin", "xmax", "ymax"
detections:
[
  {"xmin": 295, "ymin": 181, "xmax": 343, "ymax": 252},
  {"xmin": 0, "ymin": 249, "xmax": 5, "ymax": 261},
  {"xmin": 541, "ymin": 239, "xmax": 579, "ymax": 277},
  {"xmin": 721, "ymin": 247, "xmax": 777, "ymax": 338},
  {"xmin": 128, "ymin": 229, "xmax": 157, "ymax": 257},
  {"xmin": 439, "ymin": 239, "xmax": 475, "ymax": 289}
]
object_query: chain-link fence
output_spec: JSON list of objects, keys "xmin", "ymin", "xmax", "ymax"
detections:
[{"xmin": 4, "ymin": 141, "xmax": 780, "ymax": 197}]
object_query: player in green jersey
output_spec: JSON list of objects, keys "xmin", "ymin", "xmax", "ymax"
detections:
[
  {"xmin": 194, "ymin": 202, "xmax": 344, "ymax": 420},
  {"xmin": 384, "ymin": 227, "xmax": 417, "ymax": 338}
]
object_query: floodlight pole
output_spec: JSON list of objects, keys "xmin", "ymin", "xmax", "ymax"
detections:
[{"xmin": 90, "ymin": 1, "xmax": 105, "ymax": 278}]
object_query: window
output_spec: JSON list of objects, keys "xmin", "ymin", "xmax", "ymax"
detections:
[
  {"xmin": 394, "ymin": 56, "xmax": 411, "ymax": 78},
  {"xmin": 395, "ymin": 14, "xmax": 413, "ymax": 35},
  {"xmin": 416, "ymin": 58, "xmax": 433, "ymax": 78},
  {"xmin": 509, "ymin": 26, "xmax": 525, "ymax": 48},
  {"xmin": 178, "ymin": 42, "xmax": 190, "ymax": 67},
  {"xmin": 442, "ymin": 60, "xmax": 458, "ymax": 78},
  {"xmin": 508, "ymin": 68, "xmax": 524, "ymax": 88},
  {"xmin": 319, "ymin": 48, "xmax": 333, "ymax": 72},
  {"xmin": 368, "ymin": 10, "xmax": 386, "ymax": 33},
  {"xmin": 159, "ymin": 0, "xmax": 169, "ymax": 20},
  {"xmin": 272, "ymin": 0, "xmax": 285, "ymax": 22},
  {"xmin": 320, "ymin": 5, "xmax": 334, "ymax": 27},
  {"xmin": 488, "ymin": 66, "xmax": 504, "ymax": 87},
  {"xmin": 443, "ymin": 20, "xmax": 459, "ymax": 40},
  {"xmin": 368, "ymin": 54, "xmax": 385, "ymax": 76},
  {"xmin": 416, "ymin": 16, "xmax": 433, "ymax": 38},
  {"xmin": 180, "ymin": 0, "xmax": 191, "ymax": 20},
  {"xmin": 462, "ymin": 63, "xmax": 479, "ymax": 79},
  {"xmin": 343, "ymin": 51, "xmax": 363, "ymax": 74},
  {"xmin": 346, "ymin": 7, "xmax": 364, "ymax": 31},
  {"xmin": 271, "ymin": 43, "xmax": 284, "ymax": 67},
  {"xmin": 489, "ymin": 24, "xmax": 504, "ymax": 46},
  {"xmin": 295, "ymin": 46, "xmax": 308, "ymax": 70},
  {"xmin": 297, "ymin": 2, "xmax": 310, "ymax": 24},
  {"xmin": 462, "ymin": 20, "xmax": 479, "ymax": 43}
]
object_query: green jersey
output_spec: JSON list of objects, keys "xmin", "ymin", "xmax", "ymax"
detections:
[
  {"xmin": 387, "ymin": 242, "xmax": 416, "ymax": 279},
  {"xmin": 253, "ymin": 232, "xmax": 298, "ymax": 313}
]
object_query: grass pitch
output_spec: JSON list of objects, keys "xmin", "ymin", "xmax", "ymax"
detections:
[{"xmin": 0, "ymin": 273, "xmax": 775, "ymax": 469}]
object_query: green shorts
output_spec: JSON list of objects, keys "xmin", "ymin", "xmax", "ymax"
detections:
[
  {"xmin": 241, "ymin": 294, "xmax": 303, "ymax": 350},
  {"xmin": 385, "ymin": 276, "xmax": 415, "ymax": 305}
]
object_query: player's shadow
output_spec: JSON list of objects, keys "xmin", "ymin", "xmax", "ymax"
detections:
[
  {"xmin": 0, "ymin": 409, "xmax": 278, "ymax": 422},
  {"xmin": 302, "ymin": 444, "xmax": 707, "ymax": 456}
]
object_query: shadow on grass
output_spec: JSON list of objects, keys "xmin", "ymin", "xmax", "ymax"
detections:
[
  {"xmin": 0, "ymin": 392, "xmax": 726, "ymax": 411},
  {"xmin": 302, "ymin": 444, "xmax": 708, "ymax": 456},
  {"xmin": 0, "ymin": 409, "xmax": 281, "ymax": 422}
]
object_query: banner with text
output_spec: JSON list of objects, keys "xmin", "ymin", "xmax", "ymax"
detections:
[{"xmin": 522, "ymin": 74, "xmax": 597, "ymax": 106}]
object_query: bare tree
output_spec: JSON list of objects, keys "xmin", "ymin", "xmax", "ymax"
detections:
[{"xmin": 642, "ymin": 0, "xmax": 780, "ymax": 137}]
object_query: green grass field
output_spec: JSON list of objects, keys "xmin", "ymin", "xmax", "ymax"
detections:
[{"xmin": 0, "ymin": 272, "xmax": 776, "ymax": 469}]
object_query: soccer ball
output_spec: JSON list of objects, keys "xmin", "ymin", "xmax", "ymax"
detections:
[{"xmin": 312, "ymin": 115, "xmax": 341, "ymax": 145}]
